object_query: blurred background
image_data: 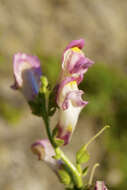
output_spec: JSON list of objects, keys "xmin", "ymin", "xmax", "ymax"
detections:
[{"xmin": 0, "ymin": 0, "xmax": 127, "ymax": 189}]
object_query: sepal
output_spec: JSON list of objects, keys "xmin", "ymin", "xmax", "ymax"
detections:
[{"xmin": 54, "ymin": 138, "xmax": 65, "ymax": 147}]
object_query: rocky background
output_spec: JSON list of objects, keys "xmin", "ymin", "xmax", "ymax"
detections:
[{"xmin": 0, "ymin": 0, "xmax": 127, "ymax": 190}]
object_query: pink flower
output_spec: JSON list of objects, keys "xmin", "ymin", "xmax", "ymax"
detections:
[
  {"xmin": 11, "ymin": 53, "xmax": 42, "ymax": 101},
  {"xmin": 56, "ymin": 39, "xmax": 94, "ymax": 145},
  {"xmin": 31, "ymin": 139, "xmax": 62, "ymax": 174},
  {"xmin": 95, "ymin": 181, "xmax": 108, "ymax": 190}
]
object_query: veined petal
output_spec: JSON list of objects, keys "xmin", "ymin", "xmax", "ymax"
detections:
[{"xmin": 11, "ymin": 53, "xmax": 42, "ymax": 101}]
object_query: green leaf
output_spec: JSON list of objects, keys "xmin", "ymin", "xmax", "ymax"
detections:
[
  {"xmin": 76, "ymin": 148, "xmax": 90, "ymax": 164},
  {"xmin": 58, "ymin": 169, "xmax": 71, "ymax": 185},
  {"xmin": 54, "ymin": 137, "xmax": 64, "ymax": 147},
  {"xmin": 82, "ymin": 167, "xmax": 88, "ymax": 177}
]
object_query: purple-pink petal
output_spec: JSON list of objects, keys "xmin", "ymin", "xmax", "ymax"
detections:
[
  {"xmin": 31, "ymin": 139, "xmax": 63, "ymax": 174},
  {"xmin": 31, "ymin": 139, "xmax": 55, "ymax": 162},
  {"xmin": 64, "ymin": 39, "xmax": 85, "ymax": 52},
  {"xmin": 62, "ymin": 90, "xmax": 88, "ymax": 110},
  {"xmin": 95, "ymin": 181, "xmax": 108, "ymax": 190},
  {"xmin": 70, "ymin": 56, "xmax": 94, "ymax": 74}
]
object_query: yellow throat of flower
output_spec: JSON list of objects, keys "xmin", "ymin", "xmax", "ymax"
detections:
[
  {"xmin": 67, "ymin": 81, "xmax": 77, "ymax": 88},
  {"xmin": 67, "ymin": 125, "xmax": 72, "ymax": 132},
  {"xmin": 71, "ymin": 47, "xmax": 81, "ymax": 53}
]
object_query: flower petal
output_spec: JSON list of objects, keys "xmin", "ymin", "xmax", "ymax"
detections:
[
  {"xmin": 62, "ymin": 45, "xmax": 94, "ymax": 84},
  {"xmin": 64, "ymin": 39, "xmax": 85, "ymax": 51},
  {"xmin": 70, "ymin": 56, "xmax": 94, "ymax": 75},
  {"xmin": 11, "ymin": 53, "xmax": 42, "ymax": 101},
  {"xmin": 62, "ymin": 90, "xmax": 88, "ymax": 110},
  {"xmin": 95, "ymin": 181, "xmax": 108, "ymax": 190},
  {"xmin": 31, "ymin": 139, "xmax": 62, "ymax": 171},
  {"xmin": 57, "ymin": 96, "xmax": 85, "ymax": 145}
]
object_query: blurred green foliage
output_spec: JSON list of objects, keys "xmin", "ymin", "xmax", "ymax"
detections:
[
  {"xmin": 80, "ymin": 63, "xmax": 127, "ymax": 129},
  {"xmin": 0, "ymin": 96, "xmax": 23, "ymax": 123},
  {"xmin": 37, "ymin": 54, "xmax": 60, "ymax": 86},
  {"xmin": 0, "ymin": 54, "xmax": 24, "ymax": 123}
]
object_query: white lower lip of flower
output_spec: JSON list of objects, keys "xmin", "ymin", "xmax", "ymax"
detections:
[
  {"xmin": 57, "ymin": 80, "xmax": 85, "ymax": 143},
  {"xmin": 58, "ymin": 100, "xmax": 83, "ymax": 137}
]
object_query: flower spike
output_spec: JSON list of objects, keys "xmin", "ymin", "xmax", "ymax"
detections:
[{"xmin": 56, "ymin": 39, "xmax": 94, "ymax": 145}]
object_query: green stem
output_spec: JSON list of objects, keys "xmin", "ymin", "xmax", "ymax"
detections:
[
  {"xmin": 41, "ymin": 93, "xmax": 56, "ymax": 147},
  {"xmin": 43, "ymin": 115, "xmax": 56, "ymax": 147},
  {"xmin": 56, "ymin": 147, "xmax": 83, "ymax": 188}
]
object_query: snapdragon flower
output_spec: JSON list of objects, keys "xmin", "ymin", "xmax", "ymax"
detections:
[
  {"xmin": 11, "ymin": 53, "xmax": 42, "ymax": 101},
  {"xmin": 31, "ymin": 139, "xmax": 62, "ymax": 174},
  {"xmin": 56, "ymin": 39, "xmax": 94, "ymax": 145}
]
